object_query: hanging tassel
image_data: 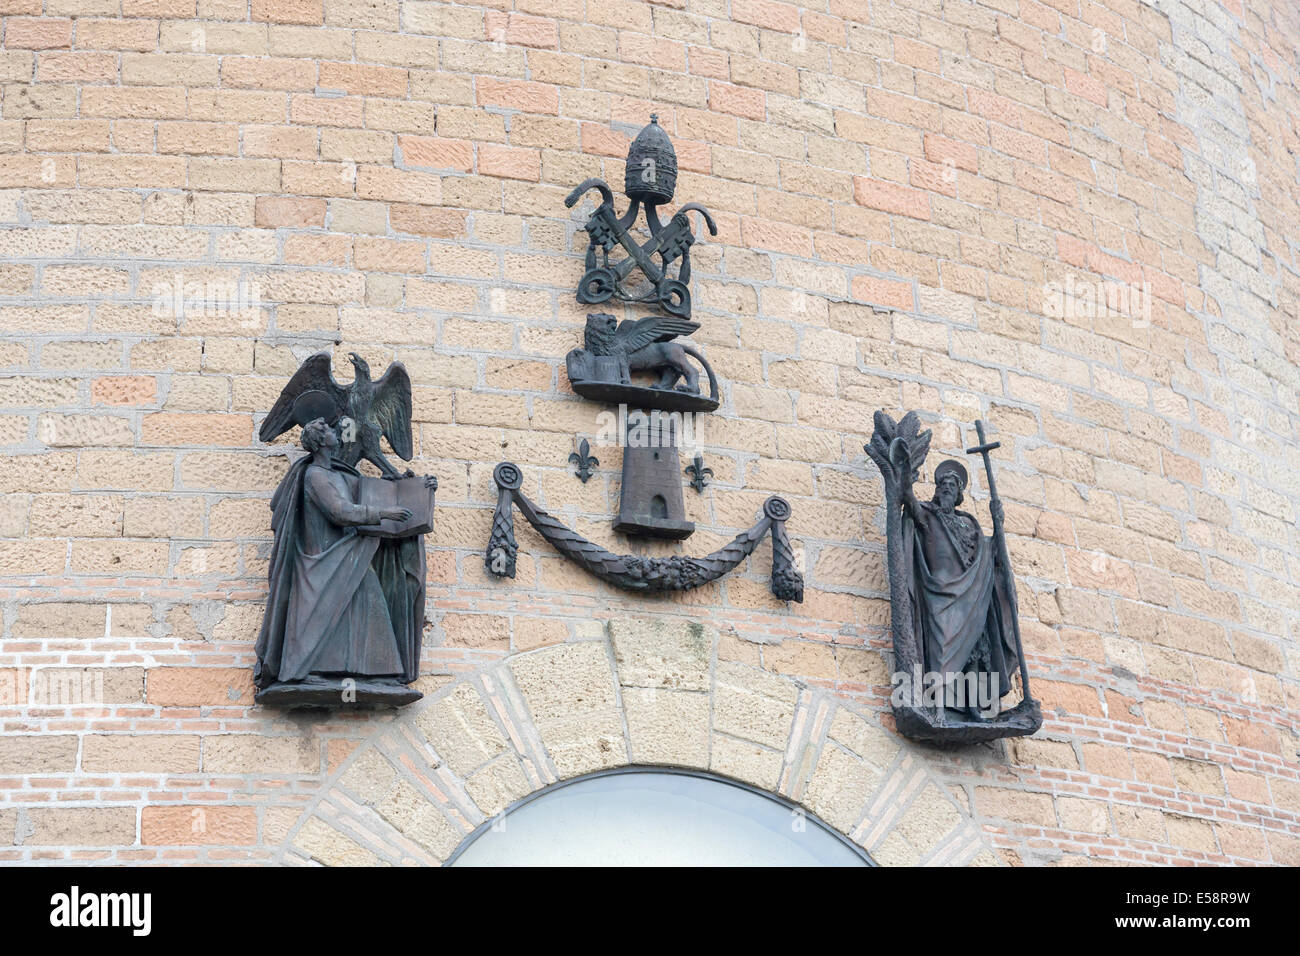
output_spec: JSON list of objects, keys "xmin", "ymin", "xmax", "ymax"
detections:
[
  {"xmin": 765, "ymin": 497, "xmax": 803, "ymax": 603},
  {"xmin": 485, "ymin": 462, "xmax": 521, "ymax": 578}
]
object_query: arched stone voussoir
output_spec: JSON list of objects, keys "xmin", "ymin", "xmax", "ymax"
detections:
[{"xmin": 278, "ymin": 616, "xmax": 1000, "ymax": 866}]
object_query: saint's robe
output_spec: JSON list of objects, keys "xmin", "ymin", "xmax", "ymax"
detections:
[
  {"xmin": 255, "ymin": 455, "xmax": 425, "ymax": 689},
  {"xmin": 902, "ymin": 501, "xmax": 1018, "ymax": 712}
]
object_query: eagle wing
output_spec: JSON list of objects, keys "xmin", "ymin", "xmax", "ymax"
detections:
[
  {"xmin": 613, "ymin": 315, "xmax": 700, "ymax": 354},
  {"xmin": 370, "ymin": 361, "xmax": 414, "ymax": 461},
  {"xmin": 258, "ymin": 352, "xmax": 347, "ymax": 442}
]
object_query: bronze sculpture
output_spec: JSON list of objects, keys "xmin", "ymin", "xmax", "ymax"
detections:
[
  {"xmin": 568, "ymin": 437, "xmax": 598, "ymax": 483},
  {"xmin": 866, "ymin": 411, "xmax": 1041, "ymax": 742},
  {"xmin": 566, "ymin": 115, "xmax": 716, "ymax": 319},
  {"xmin": 254, "ymin": 355, "xmax": 435, "ymax": 708},
  {"xmin": 485, "ymin": 463, "xmax": 802, "ymax": 601},
  {"xmin": 614, "ymin": 412, "xmax": 695, "ymax": 539},
  {"xmin": 566, "ymin": 311, "xmax": 718, "ymax": 537},
  {"xmin": 685, "ymin": 454, "xmax": 712, "ymax": 493},
  {"xmin": 481, "ymin": 114, "xmax": 802, "ymax": 598},
  {"xmin": 563, "ymin": 121, "xmax": 720, "ymax": 539},
  {"xmin": 565, "ymin": 312, "xmax": 719, "ymax": 412},
  {"xmin": 259, "ymin": 351, "xmax": 414, "ymax": 479}
]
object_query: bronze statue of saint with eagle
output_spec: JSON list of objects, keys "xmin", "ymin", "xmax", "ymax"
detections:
[{"xmin": 253, "ymin": 351, "xmax": 435, "ymax": 708}]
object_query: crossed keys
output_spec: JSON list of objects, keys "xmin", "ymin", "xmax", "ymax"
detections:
[{"xmin": 566, "ymin": 177, "xmax": 717, "ymax": 319}]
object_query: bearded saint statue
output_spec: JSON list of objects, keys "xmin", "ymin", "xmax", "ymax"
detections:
[{"xmin": 897, "ymin": 458, "xmax": 1019, "ymax": 720}]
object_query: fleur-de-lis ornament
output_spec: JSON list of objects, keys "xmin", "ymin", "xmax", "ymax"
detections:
[
  {"xmin": 568, "ymin": 437, "xmax": 599, "ymax": 483},
  {"xmin": 685, "ymin": 453, "xmax": 713, "ymax": 493}
]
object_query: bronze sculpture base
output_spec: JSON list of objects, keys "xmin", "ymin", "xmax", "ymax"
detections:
[
  {"xmin": 613, "ymin": 514, "xmax": 695, "ymax": 539},
  {"xmin": 892, "ymin": 698, "xmax": 1042, "ymax": 744},
  {"xmin": 568, "ymin": 380, "xmax": 720, "ymax": 413},
  {"xmin": 255, "ymin": 677, "xmax": 422, "ymax": 708}
]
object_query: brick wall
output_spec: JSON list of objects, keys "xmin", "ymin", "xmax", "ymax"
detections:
[{"xmin": 0, "ymin": 0, "xmax": 1297, "ymax": 864}]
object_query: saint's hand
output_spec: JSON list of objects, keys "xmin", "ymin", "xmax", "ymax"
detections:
[
  {"xmin": 382, "ymin": 507, "xmax": 413, "ymax": 522},
  {"xmin": 423, "ymin": 475, "xmax": 438, "ymax": 489},
  {"xmin": 989, "ymin": 499, "xmax": 1004, "ymax": 522}
]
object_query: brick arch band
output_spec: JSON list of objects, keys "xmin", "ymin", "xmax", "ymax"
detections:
[{"xmin": 276, "ymin": 617, "xmax": 1000, "ymax": 866}]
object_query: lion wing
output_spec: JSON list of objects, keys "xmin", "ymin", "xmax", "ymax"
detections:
[{"xmin": 613, "ymin": 316, "xmax": 700, "ymax": 354}]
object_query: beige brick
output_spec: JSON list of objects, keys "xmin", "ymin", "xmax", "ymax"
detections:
[
  {"xmin": 465, "ymin": 754, "xmax": 530, "ymax": 818},
  {"xmin": 623, "ymin": 687, "xmax": 709, "ymax": 767},
  {"xmin": 374, "ymin": 781, "xmax": 461, "ymax": 860},
  {"xmin": 710, "ymin": 734, "xmax": 783, "ymax": 790},
  {"xmin": 253, "ymin": 0, "xmax": 323, "ymax": 25},
  {"xmin": 440, "ymin": 612, "xmax": 509, "ymax": 651},
  {"xmin": 142, "ymin": 413, "xmax": 252, "ymax": 447},
  {"xmin": 204, "ymin": 735, "xmax": 320, "ymax": 774},
  {"xmin": 255, "ymin": 195, "xmax": 326, "ymax": 228},
  {"xmin": 804, "ymin": 744, "xmax": 881, "ymax": 832},
  {"xmin": 508, "ymin": 642, "xmax": 625, "ymax": 777},
  {"xmin": 827, "ymin": 708, "xmax": 900, "ymax": 768},
  {"xmin": 91, "ymin": 376, "xmax": 157, "ymax": 406},
  {"xmin": 142, "ymin": 805, "xmax": 258, "ymax": 845},
  {"xmin": 976, "ymin": 787, "xmax": 1058, "ymax": 827},
  {"xmin": 83, "ymin": 735, "xmax": 202, "ymax": 773},
  {"xmin": 293, "ymin": 816, "xmax": 377, "ymax": 865},
  {"xmin": 610, "ymin": 617, "xmax": 712, "ymax": 691},
  {"xmin": 24, "ymin": 808, "xmax": 136, "ymax": 846},
  {"xmin": 122, "ymin": 53, "xmax": 219, "ymax": 87},
  {"xmin": 895, "ymin": 785, "xmax": 963, "ymax": 855},
  {"xmin": 19, "ymin": 597, "xmax": 151, "ymax": 636},
  {"xmin": 31, "ymin": 667, "xmax": 145, "ymax": 704},
  {"xmin": 189, "ymin": 158, "xmax": 282, "ymax": 193},
  {"xmin": 7, "ymin": 17, "xmax": 74, "ymax": 50},
  {"xmin": 712, "ymin": 660, "xmax": 797, "ymax": 748},
  {"xmin": 414, "ymin": 683, "xmax": 508, "ymax": 776},
  {"xmin": 0, "ymin": 735, "xmax": 78, "ymax": 773},
  {"xmin": 28, "ymin": 494, "xmax": 122, "ymax": 536}
]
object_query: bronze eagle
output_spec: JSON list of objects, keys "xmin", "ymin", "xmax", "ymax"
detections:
[{"xmin": 259, "ymin": 352, "xmax": 413, "ymax": 478}]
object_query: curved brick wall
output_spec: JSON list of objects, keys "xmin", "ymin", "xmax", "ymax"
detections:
[{"xmin": 0, "ymin": 0, "xmax": 1297, "ymax": 865}]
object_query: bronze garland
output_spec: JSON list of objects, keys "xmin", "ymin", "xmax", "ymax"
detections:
[{"xmin": 484, "ymin": 463, "xmax": 803, "ymax": 602}]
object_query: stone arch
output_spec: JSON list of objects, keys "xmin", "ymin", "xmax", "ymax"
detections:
[{"xmin": 275, "ymin": 618, "xmax": 1000, "ymax": 866}]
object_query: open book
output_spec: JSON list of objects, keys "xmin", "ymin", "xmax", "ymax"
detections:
[{"xmin": 356, "ymin": 475, "xmax": 436, "ymax": 538}]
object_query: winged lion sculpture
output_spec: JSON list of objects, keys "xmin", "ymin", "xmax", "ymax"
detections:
[{"xmin": 580, "ymin": 312, "xmax": 718, "ymax": 395}]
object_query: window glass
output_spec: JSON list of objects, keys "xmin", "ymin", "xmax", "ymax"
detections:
[{"xmin": 450, "ymin": 769, "xmax": 871, "ymax": 867}]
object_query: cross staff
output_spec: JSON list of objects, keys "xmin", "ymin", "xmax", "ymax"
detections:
[{"xmin": 966, "ymin": 419, "xmax": 1035, "ymax": 706}]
